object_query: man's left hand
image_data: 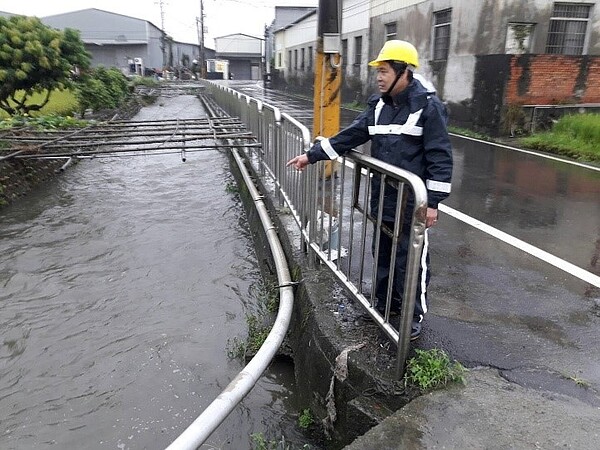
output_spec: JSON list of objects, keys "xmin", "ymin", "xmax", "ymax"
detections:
[{"xmin": 426, "ymin": 208, "xmax": 438, "ymax": 228}]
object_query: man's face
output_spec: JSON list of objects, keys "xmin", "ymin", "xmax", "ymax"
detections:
[{"xmin": 375, "ymin": 61, "xmax": 409, "ymax": 96}]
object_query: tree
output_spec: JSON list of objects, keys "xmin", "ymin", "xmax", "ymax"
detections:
[
  {"xmin": 0, "ymin": 15, "xmax": 90, "ymax": 116},
  {"xmin": 75, "ymin": 67, "xmax": 130, "ymax": 117}
]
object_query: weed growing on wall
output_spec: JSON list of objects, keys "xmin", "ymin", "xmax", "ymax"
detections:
[{"xmin": 405, "ymin": 348, "xmax": 466, "ymax": 391}]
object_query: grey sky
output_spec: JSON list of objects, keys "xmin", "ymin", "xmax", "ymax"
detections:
[{"xmin": 0, "ymin": 0, "xmax": 317, "ymax": 47}]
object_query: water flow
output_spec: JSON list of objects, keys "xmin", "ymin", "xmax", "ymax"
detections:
[{"xmin": 0, "ymin": 95, "xmax": 310, "ymax": 449}]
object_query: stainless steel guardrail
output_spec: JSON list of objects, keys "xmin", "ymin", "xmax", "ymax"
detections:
[{"xmin": 202, "ymin": 81, "xmax": 427, "ymax": 379}]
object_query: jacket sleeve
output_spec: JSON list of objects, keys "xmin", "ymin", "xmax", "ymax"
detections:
[
  {"xmin": 306, "ymin": 103, "xmax": 374, "ymax": 164},
  {"xmin": 422, "ymin": 97, "xmax": 453, "ymax": 208}
]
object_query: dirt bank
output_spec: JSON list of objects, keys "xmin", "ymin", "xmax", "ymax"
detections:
[{"xmin": 0, "ymin": 97, "xmax": 146, "ymax": 209}]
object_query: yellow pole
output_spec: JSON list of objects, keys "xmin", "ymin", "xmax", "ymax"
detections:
[{"xmin": 312, "ymin": 39, "xmax": 342, "ymax": 179}]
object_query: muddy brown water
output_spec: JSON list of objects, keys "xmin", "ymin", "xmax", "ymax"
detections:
[{"xmin": 0, "ymin": 96, "xmax": 315, "ymax": 449}]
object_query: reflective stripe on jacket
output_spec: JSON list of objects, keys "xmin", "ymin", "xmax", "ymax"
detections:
[{"xmin": 306, "ymin": 78, "xmax": 453, "ymax": 217}]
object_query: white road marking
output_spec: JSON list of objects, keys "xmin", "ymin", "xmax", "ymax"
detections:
[
  {"xmin": 450, "ymin": 133, "xmax": 600, "ymax": 173},
  {"xmin": 439, "ymin": 204, "xmax": 600, "ymax": 289}
]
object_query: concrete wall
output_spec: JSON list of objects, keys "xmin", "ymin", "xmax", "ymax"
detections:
[
  {"xmin": 169, "ymin": 41, "xmax": 201, "ymax": 67},
  {"xmin": 275, "ymin": 14, "xmax": 317, "ymax": 76},
  {"xmin": 469, "ymin": 53, "xmax": 600, "ymax": 133},
  {"xmin": 215, "ymin": 34, "xmax": 263, "ymax": 80},
  {"xmin": 226, "ymin": 147, "xmax": 412, "ymax": 450}
]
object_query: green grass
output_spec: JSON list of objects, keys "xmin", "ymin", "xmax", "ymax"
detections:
[
  {"xmin": 520, "ymin": 113, "xmax": 600, "ymax": 163},
  {"xmin": 448, "ymin": 126, "xmax": 491, "ymax": 141},
  {"xmin": 0, "ymin": 89, "xmax": 79, "ymax": 118},
  {"xmin": 298, "ymin": 408, "xmax": 314, "ymax": 429},
  {"xmin": 226, "ymin": 314, "xmax": 271, "ymax": 360},
  {"xmin": 405, "ymin": 348, "xmax": 466, "ymax": 391}
]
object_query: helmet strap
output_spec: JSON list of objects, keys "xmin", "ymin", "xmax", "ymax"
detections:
[
  {"xmin": 383, "ymin": 61, "xmax": 408, "ymax": 98},
  {"xmin": 385, "ymin": 70, "xmax": 403, "ymax": 97}
]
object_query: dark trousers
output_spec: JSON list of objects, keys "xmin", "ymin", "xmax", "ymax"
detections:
[{"xmin": 373, "ymin": 220, "xmax": 430, "ymax": 322}]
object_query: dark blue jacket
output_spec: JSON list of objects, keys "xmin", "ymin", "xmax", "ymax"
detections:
[{"xmin": 306, "ymin": 78, "xmax": 453, "ymax": 220}]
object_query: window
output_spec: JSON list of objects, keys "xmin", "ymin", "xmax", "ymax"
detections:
[
  {"xmin": 433, "ymin": 9, "xmax": 452, "ymax": 61},
  {"xmin": 301, "ymin": 48, "xmax": 305, "ymax": 71},
  {"xmin": 294, "ymin": 49, "xmax": 298, "ymax": 70},
  {"xmin": 385, "ymin": 22, "xmax": 397, "ymax": 40},
  {"xmin": 277, "ymin": 52, "xmax": 282, "ymax": 68},
  {"xmin": 288, "ymin": 50, "xmax": 291, "ymax": 69},
  {"xmin": 308, "ymin": 46, "xmax": 313, "ymax": 71},
  {"xmin": 342, "ymin": 39, "xmax": 348, "ymax": 72},
  {"xmin": 353, "ymin": 36, "xmax": 362, "ymax": 76},
  {"xmin": 506, "ymin": 23, "xmax": 535, "ymax": 54},
  {"xmin": 546, "ymin": 2, "xmax": 591, "ymax": 55}
]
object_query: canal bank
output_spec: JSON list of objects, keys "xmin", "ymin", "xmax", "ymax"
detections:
[
  {"xmin": 0, "ymin": 96, "xmax": 146, "ymax": 208},
  {"xmin": 228, "ymin": 142, "xmax": 600, "ymax": 449}
]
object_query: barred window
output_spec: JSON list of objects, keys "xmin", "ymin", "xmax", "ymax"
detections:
[
  {"xmin": 385, "ymin": 22, "xmax": 397, "ymax": 40},
  {"xmin": 433, "ymin": 9, "xmax": 451, "ymax": 61},
  {"xmin": 546, "ymin": 3, "xmax": 591, "ymax": 55},
  {"xmin": 308, "ymin": 46, "xmax": 313, "ymax": 71},
  {"xmin": 353, "ymin": 36, "xmax": 362, "ymax": 76}
]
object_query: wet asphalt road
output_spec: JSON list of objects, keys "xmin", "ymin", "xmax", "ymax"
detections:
[{"xmin": 220, "ymin": 80, "xmax": 600, "ymax": 402}]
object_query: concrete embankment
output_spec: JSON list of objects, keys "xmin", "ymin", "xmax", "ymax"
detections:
[
  {"xmin": 0, "ymin": 98, "xmax": 145, "ymax": 208},
  {"xmin": 227, "ymin": 145, "xmax": 600, "ymax": 449},
  {"xmin": 0, "ymin": 157, "xmax": 65, "ymax": 207},
  {"xmin": 227, "ymin": 149, "xmax": 423, "ymax": 448}
]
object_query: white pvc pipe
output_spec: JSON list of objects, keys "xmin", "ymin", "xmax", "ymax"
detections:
[{"xmin": 166, "ymin": 147, "xmax": 295, "ymax": 450}]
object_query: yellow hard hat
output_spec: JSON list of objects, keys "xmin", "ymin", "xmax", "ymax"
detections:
[{"xmin": 368, "ymin": 40, "xmax": 419, "ymax": 69}]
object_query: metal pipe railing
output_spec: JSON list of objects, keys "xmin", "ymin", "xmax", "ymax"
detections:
[
  {"xmin": 167, "ymin": 95, "xmax": 296, "ymax": 449},
  {"xmin": 200, "ymin": 80, "xmax": 427, "ymax": 377}
]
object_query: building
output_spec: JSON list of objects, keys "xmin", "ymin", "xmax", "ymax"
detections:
[
  {"xmin": 214, "ymin": 33, "xmax": 263, "ymax": 80},
  {"xmin": 273, "ymin": 0, "xmax": 600, "ymax": 134},
  {"xmin": 38, "ymin": 8, "xmax": 214, "ymax": 76},
  {"xmin": 265, "ymin": 6, "xmax": 318, "ymax": 77},
  {"xmin": 273, "ymin": 9, "xmax": 317, "ymax": 89}
]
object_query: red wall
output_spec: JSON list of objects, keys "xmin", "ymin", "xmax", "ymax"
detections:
[{"xmin": 506, "ymin": 55, "xmax": 600, "ymax": 105}]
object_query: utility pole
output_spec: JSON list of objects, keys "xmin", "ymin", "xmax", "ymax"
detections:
[
  {"xmin": 158, "ymin": 0, "xmax": 167, "ymax": 69},
  {"xmin": 196, "ymin": 0, "xmax": 206, "ymax": 78},
  {"xmin": 313, "ymin": 0, "xmax": 342, "ymax": 179}
]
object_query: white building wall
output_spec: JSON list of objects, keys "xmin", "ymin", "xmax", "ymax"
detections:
[
  {"xmin": 286, "ymin": 15, "xmax": 317, "ymax": 48},
  {"xmin": 274, "ymin": 31, "xmax": 287, "ymax": 70},
  {"xmin": 343, "ymin": 0, "xmax": 370, "ymax": 33},
  {"xmin": 216, "ymin": 35, "xmax": 262, "ymax": 54},
  {"xmin": 342, "ymin": 0, "xmax": 370, "ymax": 82}
]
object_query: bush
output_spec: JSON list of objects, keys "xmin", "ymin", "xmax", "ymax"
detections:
[{"xmin": 75, "ymin": 67, "xmax": 130, "ymax": 117}]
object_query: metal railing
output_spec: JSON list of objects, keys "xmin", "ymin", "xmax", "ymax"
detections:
[{"xmin": 203, "ymin": 81, "xmax": 428, "ymax": 377}]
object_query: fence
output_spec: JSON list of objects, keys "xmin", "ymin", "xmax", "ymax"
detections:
[{"xmin": 204, "ymin": 81, "xmax": 428, "ymax": 377}]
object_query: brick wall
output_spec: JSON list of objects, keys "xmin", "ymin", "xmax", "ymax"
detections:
[
  {"xmin": 581, "ymin": 58, "xmax": 600, "ymax": 103},
  {"xmin": 506, "ymin": 54, "xmax": 600, "ymax": 105}
]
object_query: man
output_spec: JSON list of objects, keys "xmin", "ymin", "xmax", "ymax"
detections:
[{"xmin": 286, "ymin": 40, "xmax": 453, "ymax": 340}]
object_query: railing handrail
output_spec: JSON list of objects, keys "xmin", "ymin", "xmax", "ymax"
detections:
[
  {"xmin": 201, "ymin": 80, "xmax": 427, "ymax": 377},
  {"xmin": 169, "ymin": 80, "xmax": 427, "ymax": 448}
]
